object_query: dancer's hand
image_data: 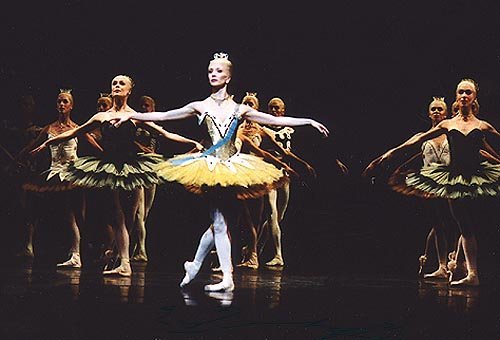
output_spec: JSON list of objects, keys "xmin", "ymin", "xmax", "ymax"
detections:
[
  {"xmin": 310, "ymin": 120, "xmax": 329, "ymax": 137},
  {"xmin": 335, "ymin": 159, "xmax": 349, "ymax": 175},
  {"xmin": 362, "ymin": 152, "xmax": 392, "ymax": 177},
  {"xmin": 194, "ymin": 142, "xmax": 204, "ymax": 151},
  {"xmin": 305, "ymin": 164, "xmax": 317, "ymax": 178},
  {"xmin": 30, "ymin": 142, "xmax": 47, "ymax": 156},
  {"xmin": 110, "ymin": 113, "xmax": 134, "ymax": 127}
]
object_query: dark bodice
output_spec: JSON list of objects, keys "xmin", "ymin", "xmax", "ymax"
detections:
[
  {"xmin": 100, "ymin": 120, "xmax": 140, "ymax": 160},
  {"xmin": 447, "ymin": 128, "xmax": 484, "ymax": 176}
]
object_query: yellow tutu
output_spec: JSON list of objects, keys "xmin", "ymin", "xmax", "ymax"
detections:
[{"xmin": 156, "ymin": 152, "xmax": 287, "ymax": 199}]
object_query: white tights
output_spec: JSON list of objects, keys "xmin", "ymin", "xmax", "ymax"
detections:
[{"xmin": 192, "ymin": 209, "xmax": 232, "ymax": 278}]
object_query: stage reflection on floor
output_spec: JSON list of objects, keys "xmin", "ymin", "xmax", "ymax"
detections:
[{"xmin": 1, "ymin": 262, "xmax": 499, "ymax": 339}]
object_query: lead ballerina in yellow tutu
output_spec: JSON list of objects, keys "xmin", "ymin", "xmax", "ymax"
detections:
[{"xmin": 113, "ymin": 52, "xmax": 329, "ymax": 291}]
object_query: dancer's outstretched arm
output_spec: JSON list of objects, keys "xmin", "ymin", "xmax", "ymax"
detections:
[
  {"xmin": 242, "ymin": 106, "xmax": 329, "ymax": 137},
  {"xmin": 16, "ymin": 125, "xmax": 50, "ymax": 160},
  {"xmin": 260, "ymin": 127, "xmax": 317, "ymax": 177},
  {"xmin": 113, "ymin": 102, "xmax": 202, "ymax": 125},
  {"xmin": 480, "ymin": 150, "xmax": 500, "ymax": 163},
  {"xmin": 364, "ymin": 126, "xmax": 447, "ymax": 174},
  {"xmin": 139, "ymin": 121, "xmax": 204, "ymax": 151},
  {"xmin": 237, "ymin": 134, "xmax": 298, "ymax": 177},
  {"xmin": 83, "ymin": 133, "xmax": 104, "ymax": 152},
  {"xmin": 30, "ymin": 113, "xmax": 104, "ymax": 155},
  {"xmin": 363, "ymin": 151, "xmax": 423, "ymax": 178}
]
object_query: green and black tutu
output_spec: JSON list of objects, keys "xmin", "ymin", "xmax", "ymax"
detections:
[
  {"xmin": 63, "ymin": 152, "xmax": 165, "ymax": 191},
  {"xmin": 389, "ymin": 161, "xmax": 500, "ymax": 199}
]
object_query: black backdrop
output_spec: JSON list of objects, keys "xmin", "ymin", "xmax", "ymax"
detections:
[{"xmin": 0, "ymin": 0, "xmax": 499, "ymax": 278}]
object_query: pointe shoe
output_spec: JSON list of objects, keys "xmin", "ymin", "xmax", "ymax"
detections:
[
  {"xmin": 57, "ymin": 252, "xmax": 82, "ymax": 268},
  {"xmin": 179, "ymin": 261, "xmax": 200, "ymax": 288},
  {"xmin": 131, "ymin": 254, "xmax": 148, "ymax": 262},
  {"xmin": 424, "ymin": 266, "xmax": 449, "ymax": 279},
  {"xmin": 265, "ymin": 257, "xmax": 284, "ymax": 267},
  {"xmin": 236, "ymin": 251, "xmax": 259, "ymax": 269},
  {"xmin": 450, "ymin": 273, "xmax": 479, "ymax": 287},
  {"xmin": 204, "ymin": 278, "xmax": 235, "ymax": 292},
  {"xmin": 103, "ymin": 258, "xmax": 131, "ymax": 277}
]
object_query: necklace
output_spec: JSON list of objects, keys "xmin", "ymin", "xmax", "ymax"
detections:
[
  {"xmin": 58, "ymin": 120, "xmax": 71, "ymax": 129},
  {"xmin": 210, "ymin": 93, "xmax": 230, "ymax": 106}
]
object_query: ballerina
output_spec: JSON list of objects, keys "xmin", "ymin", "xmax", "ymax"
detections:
[
  {"xmin": 365, "ymin": 78, "xmax": 499, "ymax": 286},
  {"xmin": 31, "ymin": 75, "xmax": 202, "ymax": 276},
  {"xmin": 16, "ymin": 90, "xmax": 102, "ymax": 267},
  {"xmin": 112, "ymin": 52, "xmax": 329, "ymax": 291}
]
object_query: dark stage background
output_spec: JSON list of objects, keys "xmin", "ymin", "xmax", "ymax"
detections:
[{"xmin": 0, "ymin": 1, "xmax": 499, "ymax": 278}]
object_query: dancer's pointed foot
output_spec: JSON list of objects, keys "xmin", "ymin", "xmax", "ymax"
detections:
[
  {"xmin": 265, "ymin": 256, "xmax": 284, "ymax": 267},
  {"xmin": 236, "ymin": 251, "xmax": 259, "ymax": 269},
  {"xmin": 237, "ymin": 261, "xmax": 259, "ymax": 269},
  {"xmin": 131, "ymin": 253, "xmax": 148, "ymax": 262},
  {"xmin": 179, "ymin": 261, "xmax": 200, "ymax": 288},
  {"xmin": 450, "ymin": 273, "xmax": 479, "ymax": 287},
  {"xmin": 103, "ymin": 258, "xmax": 131, "ymax": 277},
  {"xmin": 57, "ymin": 252, "xmax": 81, "ymax": 268},
  {"xmin": 204, "ymin": 277, "xmax": 234, "ymax": 292},
  {"xmin": 424, "ymin": 266, "xmax": 449, "ymax": 279}
]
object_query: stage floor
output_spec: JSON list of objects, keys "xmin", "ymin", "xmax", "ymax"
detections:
[{"xmin": 1, "ymin": 262, "xmax": 498, "ymax": 340}]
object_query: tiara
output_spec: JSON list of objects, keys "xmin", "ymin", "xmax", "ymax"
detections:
[
  {"xmin": 213, "ymin": 52, "xmax": 229, "ymax": 60},
  {"xmin": 59, "ymin": 88, "xmax": 72, "ymax": 94},
  {"xmin": 245, "ymin": 92, "xmax": 258, "ymax": 97},
  {"xmin": 432, "ymin": 96, "xmax": 445, "ymax": 102},
  {"xmin": 99, "ymin": 92, "xmax": 112, "ymax": 98}
]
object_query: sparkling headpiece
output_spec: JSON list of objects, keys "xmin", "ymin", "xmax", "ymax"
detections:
[
  {"xmin": 432, "ymin": 96, "xmax": 445, "ymax": 103},
  {"xmin": 59, "ymin": 88, "xmax": 72, "ymax": 94},
  {"xmin": 99, "ymin": 92, "xmax": 112, "ymax": 98},
  {"xmin": 213, "ymin": 52, "xmax": 229, "ymax": 60},
  {"xmin": 245, "ymin": 92, "xmax": 257, "ymax": 97}
]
